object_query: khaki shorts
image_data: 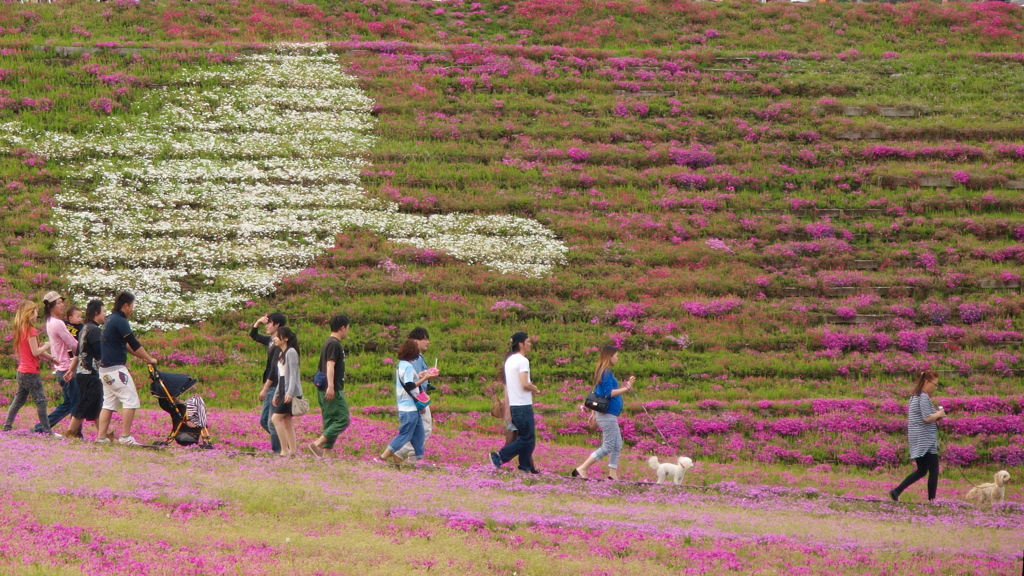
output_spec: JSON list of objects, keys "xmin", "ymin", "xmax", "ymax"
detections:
[{"xmin": 99, "ymin": 365, "xmax": 141, "ymax": 411}]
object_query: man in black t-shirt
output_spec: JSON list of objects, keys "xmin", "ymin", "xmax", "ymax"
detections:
[
  {"xmin": 307, "ymin": 314, "xmax": 351, "ymax": 459},
  {"xmin": 65, "ymin": 300, "xmax": 106, "ymax": 439}
]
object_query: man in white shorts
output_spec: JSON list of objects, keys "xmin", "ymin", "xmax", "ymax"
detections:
[{"xmin": 95, "ymin": 292, "xmax": 158, "ymax": 445}]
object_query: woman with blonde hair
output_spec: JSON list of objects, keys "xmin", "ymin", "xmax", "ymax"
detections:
[
  {"xmin": 571, "ymin": 345, "xmax": 634, "ymax": 480},
  {"xmin": 2, "ymin": 300, "xmax": 58, "ymax": 436},
  {"xmin": 889, "ymin": 370, "xmax": 946, "ymax": 502}
]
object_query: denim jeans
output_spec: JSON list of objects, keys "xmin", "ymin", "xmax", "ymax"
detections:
[
  {"xmin": 33, "ymin": 370, "xmax": 79, "ymax": 433},
  {"xmin": 387, "ymin": 410, "xmax": 425, "ymax": 459},
  {"xmin": 4, "ymin": 373, "xmax": 50, "ymax": 433},
  {"xmin": 395, "ymin": 406, "xmax": 431, "ymax": 460},
  {"xmin": 590, "ymin": 412, "xmax": 623, "ymax": 469},
  {"xmin": 260, "ymin": 384, "xmax": 281, "ymax": 453},
  {"xmin": 498, "ymin": 405, "xmax": 536, "ymax": 471}
]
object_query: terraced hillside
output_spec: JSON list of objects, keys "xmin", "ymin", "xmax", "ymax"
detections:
[{"xmin": 0, "ymin": 1, "xmax": 1022, "ymax": 472}]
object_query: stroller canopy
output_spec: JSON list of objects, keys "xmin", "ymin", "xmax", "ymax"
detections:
[{"xmin": 150, "ymin": 370, "xmax": 198, "ymax": 399}]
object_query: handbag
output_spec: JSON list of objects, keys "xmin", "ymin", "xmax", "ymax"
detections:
[
  {"xmin": 414, "ymin": 395, "xmax": 431, "ymax": 411},
  {"xmin": 490, "ymin": 396, "xmax": 505, "ymax": 419},
  {"xmin": 313, "ymin": 370, "xmax": 328, "ymax": 392},
  {"xmin": 411, "ymin": 388, "xmax": 431, "ymax": 411},
  {"xmin": 291, "ymin": 396, "xmax": 310, "ymax": 417},
  {"xmin": 400, "ymin": 377, "xmax": 431, "ymax": 411},
  {"xmin": 584, "ymin": 391, "xmax": 610, "ymax": 413}
]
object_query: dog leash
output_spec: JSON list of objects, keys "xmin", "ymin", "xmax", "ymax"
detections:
[
  {"xmin": 637, "ymin": 393, "xmax": 667, "ymax": 442},
  {"xmin": 954, "ymin": 465, "xmax": 982, "ymax": 489}
]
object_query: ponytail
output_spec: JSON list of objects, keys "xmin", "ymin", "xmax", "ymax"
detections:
[{"xmin": 911, "ymin": 370, "xmax": 938, "ymax": 396}]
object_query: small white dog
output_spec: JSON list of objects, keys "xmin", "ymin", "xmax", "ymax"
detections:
[
  {"xmin": 648, "ymin": 456, "xmax": 694, "ymax": 485},
  {"xmin": 965, "ymin": 470, "xmax": 1011, "ymax": 506}
]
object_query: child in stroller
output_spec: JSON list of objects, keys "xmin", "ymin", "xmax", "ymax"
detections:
[{"xmin": 148, "ymin": 365, "xmax": 213, "ymax": 448}]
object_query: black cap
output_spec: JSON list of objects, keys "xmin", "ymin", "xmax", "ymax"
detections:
[{"xmin": 511, "ymin": 332, "xmax": 528, "ymax": 350}]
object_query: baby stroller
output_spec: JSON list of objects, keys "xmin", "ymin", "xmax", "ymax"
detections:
[{"xmin": 148, "ymin": 365, "xmax": 213, "ymax": 448}]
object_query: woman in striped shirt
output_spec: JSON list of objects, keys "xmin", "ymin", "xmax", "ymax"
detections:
[{"xmin": 889, "ymin": 370, "xmax": 946, "ymax": 502}]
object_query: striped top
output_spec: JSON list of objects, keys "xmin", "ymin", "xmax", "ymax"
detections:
[{"xmin": 907, "ymin": 392, "xmax": 939, "ymax": 460}]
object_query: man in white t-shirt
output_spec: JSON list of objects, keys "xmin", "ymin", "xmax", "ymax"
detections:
[{"xmin": 489, "ymin": 332, "xmax": 542, "ymax": 474}]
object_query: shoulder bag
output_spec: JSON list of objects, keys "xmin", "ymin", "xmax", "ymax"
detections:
[
  {"xmin": 291, "ymin": 396, "xmax": 310, "ymax": 417},
  {"xmin": 490, "ymin": 396, "xmax": 506, "ymax": 419},
  {"xmin": 584, "ymin": 391, "xmax": 610, "ymax": 413}
]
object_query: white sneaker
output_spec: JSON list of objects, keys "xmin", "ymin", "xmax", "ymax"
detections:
[
  {"xmin": 51, "ymin": 432, "xmax": 63, "ymax": 438},
  {"xmin": 118, "ymin": 436, "xmax": 140, "ymax": 446},
  {"xmin": 95, "ymin": 438, "xmax": 111, "ymax": 443}
]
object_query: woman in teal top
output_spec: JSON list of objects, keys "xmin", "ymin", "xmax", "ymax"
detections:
[
  {"xmin": 378, "ymin": 339, "xmax": 437, "ymax": 465},
  {"xmin": 572, "ymin": 345, "xmax": 634, "ymax": 480}
]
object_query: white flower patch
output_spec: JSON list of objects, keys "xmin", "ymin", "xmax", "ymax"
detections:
[{"xmin": 15, "ymin": 44, "xmax": 567, "ymax": 328}]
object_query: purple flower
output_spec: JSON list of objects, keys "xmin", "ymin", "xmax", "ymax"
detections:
[
  {"xmin": 670, "ymin": 172, "xmax": 708, "ymax": 189},
  {"xmin": 682, "ymin": 298, "xmax": 743, "ymax": 318},
  {"xmin": 608, "ymin": 302, "xmax": 648, "ymax": 321},
  {"xmin": 896, "ymin": 331, "xmax": 928, "ymax": 353},
  {"xmin": 944, "ymin": 445, "xmax": 979, "ymax": 467},
  {"xmin": 704, "ymin": 238, "xmax": 733, "ymax": 253},
  {"xmin": 834, "ymin": 307, "xmax": 857, "ymax": 320},
  {"xmin": 669, "ymin": 146, "xmax": 716, "ymax": 169},
  {"xmin": 566, "ymin": 147, "xmax": 590, "ymax": 162},
  {"xmin": 917, "ymin": 253, "xmax": 939, "ymax": 273},
  {"xmin": 822, "ymin": 330, "xmax": 848, "ymax": 350},
  {"xmin": 920, "ymin": 301, "xmax": 951, "ymax": 325},
  {"xmin": 667, "ymin": 334, "xmax": 692, "ymax": 349},
  {"xmin": 991, "ymin": 445, "xmax": 1024, "ymax": 467},
  {"xmin": 89, "ymin": 97, "xmax": 118, "ymax": 115},
  {"xmin": 804, "ymin": 220, "xmax": 835, "ymax": 239},
  {"xmin": 952, "ymin": 170, "xmax": 970, "ymax": 185},
  {"xmin": 767, "ymin": 418, "xmax": 808, "ymax": 436},
  {"xmin": 957, "ymin": 303, "xmax": 990, "ymax": 325},
  {"xmin": 837, "ymin": 450, "xmax": 874, "ymax": 468},
  {"xmin": 889, "ymin": 305, "xmax": 916, "ymax": 319}
]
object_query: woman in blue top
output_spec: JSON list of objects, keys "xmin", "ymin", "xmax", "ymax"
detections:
[
  {"xmin": 378, "ymin": 339, "xmax": 438, "ymax": 465},
  {"xmin": 572, "ymin": 345, "xmax": 634, "ymax": 480}
]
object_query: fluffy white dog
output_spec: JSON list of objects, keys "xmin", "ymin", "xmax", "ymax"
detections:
[
  {"xmin": 648, "ymin": 456, "xmax": 694, "ymax": 485},
  {"xmin": 965, "ymin": 470, "xmax": 1011, "ymax": 506}
]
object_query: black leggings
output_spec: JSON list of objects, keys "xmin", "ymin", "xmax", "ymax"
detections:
[{"xmin": 893, "ymin": 452, "xmax": 939, "ymax": 500}]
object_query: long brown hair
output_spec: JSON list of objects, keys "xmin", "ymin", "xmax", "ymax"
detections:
[
  {"xmin": 592, "ymin": 345, "xmax": 619, "ymax": 388},
  {"xmin": 11, "ymin": 300, "xmax": 38, "ymax": 346},
  {"xmin": 911, "ymin": 370, "xmax": 939, "ymax": 396},
  {"xmin": 498, "ymin": 351, "xmax": 513, "ymax": 384}
]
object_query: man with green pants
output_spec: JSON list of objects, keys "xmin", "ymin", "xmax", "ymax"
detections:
[{"xmin": 308, "ymin": 314, "xmax": 351, "ymax": 458}]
